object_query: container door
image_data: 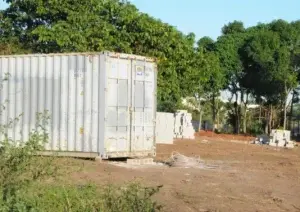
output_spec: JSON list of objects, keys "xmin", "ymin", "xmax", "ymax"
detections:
[
  {"xmin": 105, "ymin": 58, "xmax": 131, "ymax": 153},
  {"xmin": 131, "ymin": 61, "xmax": 155, "ymax": 152}
]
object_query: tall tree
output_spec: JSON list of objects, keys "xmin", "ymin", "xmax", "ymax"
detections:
[
  {"xmin": 1, "ymin": 0, "xmax": 199, "ymax": 112},
  {"xmin": 216, "ymin": 22, "xmax": 247, "ymax": 134},
  {"xmin": 241, "ymin": 29, "xmax": 298, "ymax": 131},
  {"xmin": 202, "ymin": 52, "xmax": 225, "ymax": 132},
  {"xmin": 196, "ymin": 37, "xmax": 225, "ymax": 132}
]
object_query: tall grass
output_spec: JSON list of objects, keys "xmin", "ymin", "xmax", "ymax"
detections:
[{"xmin": 10, "ymin": 183, "xmax": 162, "ymax": 212}]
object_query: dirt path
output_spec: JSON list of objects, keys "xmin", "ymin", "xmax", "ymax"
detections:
[{"xmin": 59, "ymin": 137, "xmax": 300, "ymax": 212}]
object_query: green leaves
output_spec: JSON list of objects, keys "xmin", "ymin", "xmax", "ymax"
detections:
[
  {"xmin": 2, "ymin": 0, "xmax": 300, "ymax": 119},
  {"xmin": 240, "ymin": 26, "xmax": 298, "ymax": 104},
  {"xmin": 222, "ymin": 21, "xmax": 245, "ymax": 35},
  {"xmin": 1, "ymin": 0, "xmax": 203, "ymax": 111}
]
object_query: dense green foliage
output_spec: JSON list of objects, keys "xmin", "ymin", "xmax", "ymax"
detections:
[
  {"xmin": 1, "ymin": 0, "xmax": 300, "ymax": 133},
  {"xmin": 0, "ymin": 0, "xmax": 199, "ymax": 113}
]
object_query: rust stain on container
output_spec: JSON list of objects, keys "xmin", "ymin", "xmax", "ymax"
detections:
[{"xmin": 79, "ymin": 127, "xmax": 84, "ymax": 135}]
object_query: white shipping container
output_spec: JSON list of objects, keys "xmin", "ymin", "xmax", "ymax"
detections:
[{"xmin": 0, "ymin": 52, "xmax": 157, "ymax": 159}]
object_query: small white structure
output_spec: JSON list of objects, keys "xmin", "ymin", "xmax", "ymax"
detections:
[
  {"xmin": 269, "ymin": 129, "xmax": 294, "ymax": 148},
  {"xmin": 156, "ymin": 112, "xmax": 174, "ymax": 144},
  {"xmin": 174, "ymin": 110, "xmax": 195, "ymax": 139}
]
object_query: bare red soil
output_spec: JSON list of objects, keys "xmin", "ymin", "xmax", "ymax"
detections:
[{"xmin": 59, "ymin": 136, "xmax": 300, "ymax": 212}]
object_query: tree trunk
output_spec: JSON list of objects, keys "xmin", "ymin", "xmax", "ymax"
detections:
[
  {"xmin": 259, "ymin": 104, "xmax": 262, "ymax": 122},
  {"xmin": 264, "ymin": 106, "xmax": 268, "ymax": 134},
  {"xmin": 217, "ymin": 107, "xmax": 220, "ymax": 130},
  {"xmin": 234, "ymin": 93, "xmax": 240, "ymax": 134},
  {"xmin": 198, "ymin": 108, "xmax": 202, "ymax": 132},
  {"xmin": 268, "ymin": 105, "xmax": 273, "ymax": 134},
  {"xmin": 283, "ymin": 92, "xmax": 290, "ymax": 130},
  {"xmin": 212, "ymin": 93, "xmax": 216, "ymax": 132},
  {"xmin": 283, "ymin": 101, "xmax": 287, "ymax": 130},
  {"xmin": 283, "ymin": 83, "xmax": 290, "ymax": 130},
  {"xmin": 243, "ymin": 109, "xmax": 247, "ymax": 134},
  {"xmin": 290, "ymin": 91, "xmax": 295, "ymax": 130},
  {"xmin": 216, "ymin": 98, "xmax": 219, "ymax": 131},
  {"xmin": 241, "ymin": 93, "xmax": 249, "ymax": 134}
]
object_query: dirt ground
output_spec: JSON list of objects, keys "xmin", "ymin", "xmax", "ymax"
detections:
[{"xmin": 60, "ymin": 136, "xmax": 300, "ymax": 212}]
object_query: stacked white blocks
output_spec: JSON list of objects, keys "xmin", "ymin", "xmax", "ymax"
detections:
[
  {"xmin": 269, "ymin": 130, "xmax": 294, "ymax": 148},
  {"xmin": 174, "ymin": 110, "xmax": 195, "ymax": 139}
]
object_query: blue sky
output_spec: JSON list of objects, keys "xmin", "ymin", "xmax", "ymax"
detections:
[
  {"xmin": 132, "ymin": 0, "xmax": 300, "ymax": 40},
  {"xmin": 1, "ymin": 0, "xmax": 299, "ymax": 40}
]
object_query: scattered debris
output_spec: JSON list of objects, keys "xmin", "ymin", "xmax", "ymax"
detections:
[
  {"xmin": 166, "ymin": 152, "xmax": 202, "ymax": 168},
  {"xmin": 272, "ymin": 197, "xmax": 283, "ymax": 203},
  {"xmin": 201, "ymin": 140, "xmax": 210, "ymax": 144},
  {"xmin": 252, "ymin": 134, "xmax": 270, "ymax": 145},
  {"xmin": 165, "ymin": 152, "xmax": 218, "ymax": 169},
  {"xmin": 251, "ymin": 131, "xmax": 296, "ymax": 149},
  {"xmin": 108, "ymin": 160, "xmax": 166, "ymax": 169}
]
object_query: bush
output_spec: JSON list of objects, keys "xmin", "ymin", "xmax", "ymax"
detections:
[
  {"xmin": 248, "ymin": 121, "xmax": 264, "ymax": 135},
  {"xmin": 0, "ymin": 111, "xmax": 57, "ymax": 211},
  {"xmin": 0, "ymin": 111, "xmax": 161, "ymax": 212}
]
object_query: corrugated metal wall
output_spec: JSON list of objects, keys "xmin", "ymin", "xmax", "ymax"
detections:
[
  {"xmin": 104, "ymin": 55, "xmax": 157, "ymax": 156},
  {"xmin": 0, "ymin": 52, "xmax": 157, "ymax": 158},
  {"xmin": 0, "ymin": 54, "xmax": 102, "ymax": 153},
  {"xmin": 105, "ymin": 57, "xmax": 131, "ymax": 153},
  {"xmin": 131, "ymin": 60, "xmax": 156, "ymax": 151}
]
